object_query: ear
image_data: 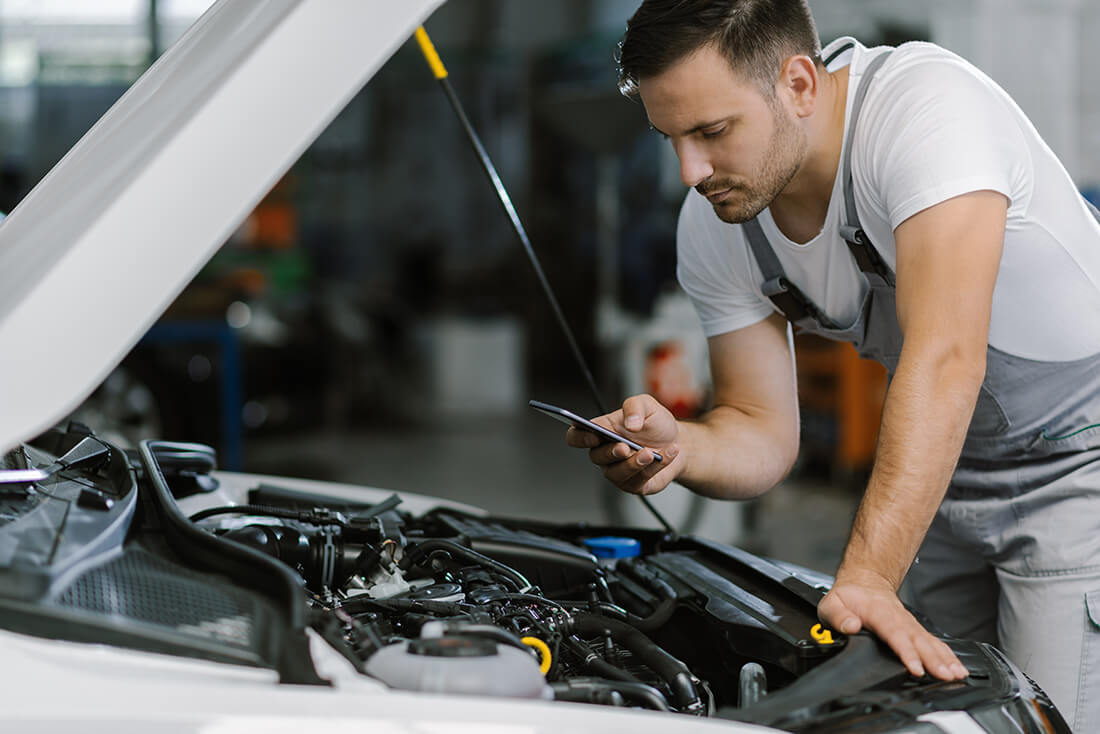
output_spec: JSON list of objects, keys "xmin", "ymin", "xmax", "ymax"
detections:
[{"xmin": 777, "ymin": 55, "xmax": 819, "ymax": 118}]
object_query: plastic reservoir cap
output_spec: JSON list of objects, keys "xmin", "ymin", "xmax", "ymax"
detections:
[{"xmin": 583, "ymin": 536, "xmax": 641, "ymax": 559}]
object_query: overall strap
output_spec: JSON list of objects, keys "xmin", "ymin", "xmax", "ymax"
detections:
[
  {"xmin": 839, "ymin": 50, "xmax": 895, "ymax": 285},
  {"xmin": 743, "ymin": 217, "xmax": 840, "ymax": 328},
  {"xmin": 744, "ymin": 46, "xmax": 895, "ymax": 328}
]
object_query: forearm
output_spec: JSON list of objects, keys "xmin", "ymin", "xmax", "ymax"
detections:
[
  {"xmin": 838, "ymin": 344, "xmax": 986, "ymax": 589},
  {"xmin": 675, "ymin": 404, "xmax": 799, "ymax": 500}
]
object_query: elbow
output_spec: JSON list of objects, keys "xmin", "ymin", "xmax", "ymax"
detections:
[
  {"xmin": 744, "ymin": 422, "xmax": 800, "ymax": 499},
  {"xmin": 773, "ymin": 424, "xmax": 801, "ymax": 487},
  {"xmin": 901, "ymin": 334, "xmax": 988, "ymax": 401},
  {"xmin": 939, "ymin": 340, "xmax": 988, "ymax": 394}
]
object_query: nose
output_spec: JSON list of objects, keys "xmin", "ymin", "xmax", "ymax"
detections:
[{"xmin": 676, "ymin": 140, "xmax": 713, "ymax": 188}]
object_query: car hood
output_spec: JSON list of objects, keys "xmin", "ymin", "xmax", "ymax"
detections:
[{"xmin": 0, "ymin": 0, "xmax": 444, "ymax": 453}]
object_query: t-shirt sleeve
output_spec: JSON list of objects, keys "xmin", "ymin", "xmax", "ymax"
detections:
[
  {"xmin": 675, "ymin": 192, "xmax": 774, "ymax": 337},
  {"xmin": 855, "ymin": 50, "xmax": 1031, "ymax": 229}
]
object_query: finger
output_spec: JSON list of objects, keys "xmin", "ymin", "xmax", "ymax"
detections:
[
  {"xmin": 877, "ymin": 625, "xmax": 925, "ymax": 678},
  {"xmin": 862, "ymin": 609, "xmax": 933, "ymax": 679},
  {"xmin": 913, "ymin": 634, "xmax": 954, "ymax": 680},
  {"xmin": 949, "ymin": 649, "xmax": 969, "ymax": 679},
  {"xmin": 600, "ymin": 448, "xmax": 651, "ymax": 485},
  {"xmin": 589, "ymin": 412, "xmax": 626, "ymax": 435},
  {"xmin": 620, "ymin": 451, "xmax": 674, "ymax": 495},
  {"xmin": 818, "ymin": 593, "xmax": 862, "ymax": 636},
  {"xmin": 917, "ymin": 634, "xmax": 968, "ymax": 680},
  {"xmin": 603, "ymin": 444, "xmax": 673, "ymax": 488},
  {"xmin": 621, "ymin": 394, "xmax": 659, "ymax": 433},
  {"xmin": 866, "ymin": 607, "xmax": 964, "ymax": 680},
  {"xmin": 587, "ymin": 442, "xmax": 634, "ymax": 467},
  {"xmin": 930, "ymin": 638, "xmax": 965, "ymax": 680},
  {"xmin": 621, "ymin": 473, "xmax": 665, "ymax": 495},
  {"xmin": 565, "ymin": 426, "xmax": 601, "ymax": 448}
]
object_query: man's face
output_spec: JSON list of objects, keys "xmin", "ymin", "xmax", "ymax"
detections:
[{"xmin": 639, "ymin": 44, "xmax": 807, "ymax": 223}]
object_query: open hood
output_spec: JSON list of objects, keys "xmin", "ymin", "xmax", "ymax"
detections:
[{"xmin": 0, "ymin": 0, "xmax": 444, "ymax": 453}]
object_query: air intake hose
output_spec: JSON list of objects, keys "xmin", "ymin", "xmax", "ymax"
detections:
[{"xmin": 571, "ymin": 612, "xmax": 703, "ymax": 714}]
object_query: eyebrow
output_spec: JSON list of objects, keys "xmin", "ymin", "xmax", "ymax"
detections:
[{"xmin": 648, "ymin": 118, "xmax": 729, "ymax": 138}]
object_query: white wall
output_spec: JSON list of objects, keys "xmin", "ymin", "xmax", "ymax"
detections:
[
  {"xmin": 811, "ymin": 0, "xmax": 1100, "ymax": 188},
  {"xmin": 1080, "ymin": 1, "xmax": 1100, "ymax": 190}
]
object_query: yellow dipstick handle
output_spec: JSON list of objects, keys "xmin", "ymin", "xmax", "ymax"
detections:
[
  {"xmin": 810, "ymin": 623, "xmax": 836, "ymax": 645},
  {"xmin": 415, "ymin": 26, "xmax": 448, "ymax": 79},
  {"xmin": 521, "ymin": 636, "xmax": 552, "ymax": 674}
]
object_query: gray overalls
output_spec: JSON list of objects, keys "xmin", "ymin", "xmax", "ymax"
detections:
[{"xmin": 742, "ymin": 48, "xmax": 1100, "ymax": 730}]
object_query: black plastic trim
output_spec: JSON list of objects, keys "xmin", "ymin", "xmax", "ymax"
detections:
[{"xmin": 138, "ymin": 440, "xmax": 327, "ymax": 685}]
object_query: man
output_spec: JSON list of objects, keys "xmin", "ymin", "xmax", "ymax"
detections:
[{"xmin": 565, "ymin": 0, "xmax": 1100, "ymax": 728}]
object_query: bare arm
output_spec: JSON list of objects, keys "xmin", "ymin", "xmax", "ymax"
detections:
[
  {"xmin": 567, "ymin": 312, "xmax": 800, "ymax": 499},
  {"xmin": 819, "ymin": 189, "xmax": 1008, "ymax": 680}
]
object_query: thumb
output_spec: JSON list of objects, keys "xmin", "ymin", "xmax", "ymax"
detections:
[
  {"xmin": 820, "ymin": 593, "xmax": 863, "ymax": 635},
  {"xmin": 621, "ymin": 394, "xmax": 658, "ymax": 433}
]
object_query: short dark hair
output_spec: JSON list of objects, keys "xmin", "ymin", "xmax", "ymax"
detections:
[{"xmin": 617, "ymin": 0, "xmax": 823, "ymax": 97}]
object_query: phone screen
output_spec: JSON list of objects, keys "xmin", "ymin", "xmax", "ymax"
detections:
[{"xmin": 529, "ymin": 400, "xmax": 663, "ymax": 462}]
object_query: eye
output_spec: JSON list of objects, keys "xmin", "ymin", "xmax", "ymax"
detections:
[{"xmin": 701, "ymin": 126, "xmax": 726, "ymax": 140}]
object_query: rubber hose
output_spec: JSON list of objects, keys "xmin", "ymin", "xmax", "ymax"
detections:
[
  {"xmin": 560, "ymin": 636, "xmax": 641, "ymax": 684},
  {"xmin": 572, "ymin": 613, "xmax": 702, "ymax": 712},
  {"xmin": 190, "ymin": 504, "xmax": 302, "ymax": 523},
  {"xmin": 618, "ymin": 560, "xmax": 678, "ymax": 602},
  {"xmin": 588, "ymin": 599, "xmax": 678, "ymax": 633},
  {"xmin": 551, "ymin": 678, "xmax": 671, "ymax": 711},
  {"xmin": 399, "ymin": 539, "xmax": 531, "ymax": 592}
]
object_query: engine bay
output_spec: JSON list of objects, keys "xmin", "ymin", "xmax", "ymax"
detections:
[
  {"xmin": 0, "ymin": 429, "xmax": 1047, "ymax": 733},
  {"xmin": 191, "ymin": 479, "xmax": 852, "ymax": 716}
]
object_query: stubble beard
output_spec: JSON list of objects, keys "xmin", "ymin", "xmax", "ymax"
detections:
[{"xmin": 699, "ymin": 102, "xmax": 807, "ymax": 224}]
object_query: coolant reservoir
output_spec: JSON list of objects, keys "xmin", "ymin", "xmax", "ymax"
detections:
[{"xmin": 365, "ymin": 637, "xmax": 553, "ymax": 699}]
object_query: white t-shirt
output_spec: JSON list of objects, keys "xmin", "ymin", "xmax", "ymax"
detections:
[{"xmin": 676, "ymin": 38, "xmax": 1100, "ymax": 361}]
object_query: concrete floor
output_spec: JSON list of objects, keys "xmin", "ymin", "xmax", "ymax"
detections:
[{"xmin": 245, "ymin": 408, "xmax": 861, "ymax": 576}]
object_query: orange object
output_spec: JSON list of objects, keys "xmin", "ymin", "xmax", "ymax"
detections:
[
  {"xmin": 795, "ymin": 335, "xmax": 887, "ymax": 473},
  {"xmin": 242, "ymin": 175, "xmax": 297, "ymax": 249},
  {"xmin": 250, "ymin": 203, "xmax": 296, "ymax": 249},
  {"xmin": 644, "ymin": 340, "xmax": 706, "ymax": 419}
]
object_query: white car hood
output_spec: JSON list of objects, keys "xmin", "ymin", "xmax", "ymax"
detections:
[{"xmin": 0, "ymin": 0, "xmax": 443, "ymax": 453}]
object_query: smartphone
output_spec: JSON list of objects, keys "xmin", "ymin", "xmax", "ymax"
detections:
[{"xmin": 529, "ymin": 399, "xmax": 663, "ymax": 462}]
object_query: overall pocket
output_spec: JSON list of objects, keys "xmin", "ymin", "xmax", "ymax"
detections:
[{"xmin": 1078, "ymin": 589, "xmax": 1100, "ymax": 733}]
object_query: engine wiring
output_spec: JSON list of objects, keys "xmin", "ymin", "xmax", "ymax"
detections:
[{"xmin": 189, "ymin": 492, "xmax": 711, "ymax": 716}]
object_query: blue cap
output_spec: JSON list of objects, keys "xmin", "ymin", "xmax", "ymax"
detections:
[{"xmin": 583, "ymin": 536, "xmax": 641, "ymax": 559}]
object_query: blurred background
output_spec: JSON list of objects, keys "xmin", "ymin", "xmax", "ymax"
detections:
[{"xmin": 1, "ymin": 0, "xmax": 1097, "ymax": 573}]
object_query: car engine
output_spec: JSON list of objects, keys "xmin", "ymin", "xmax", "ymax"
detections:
[
  {"xmin": 184, "ymin": 472, "xmax": 855, "ymax": 719},
  {"xmin": 205, "ymin": 496, "xmax": 719, "ymax": 713}
]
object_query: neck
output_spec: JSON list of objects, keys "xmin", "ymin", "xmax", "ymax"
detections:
[{"xmin": 770, "ymin": 65, "xmax": 849, "ymax": 243}]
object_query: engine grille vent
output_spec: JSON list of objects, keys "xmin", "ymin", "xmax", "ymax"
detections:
[{"xmin": 54, "ymin": 548, "xmax": 264, "ymax": 650}]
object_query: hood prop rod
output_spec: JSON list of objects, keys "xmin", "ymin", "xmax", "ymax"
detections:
[{"xmin": 413, "ymin": 25, "xmax": 674, "ymax": 538}]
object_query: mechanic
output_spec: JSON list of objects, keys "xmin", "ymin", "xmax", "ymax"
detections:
[{"xmin": 564, "ymin": 0, "xmax": 1100, "ymax": 728}]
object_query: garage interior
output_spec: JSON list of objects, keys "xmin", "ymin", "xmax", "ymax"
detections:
[{"xmin": 1, "ymin": 0, "xmax": 1098, "ymax": 580}]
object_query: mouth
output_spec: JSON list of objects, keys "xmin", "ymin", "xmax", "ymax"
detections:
[{"xmin": 703, "ymin": 186, "xmax": 734, "ymax": 204}]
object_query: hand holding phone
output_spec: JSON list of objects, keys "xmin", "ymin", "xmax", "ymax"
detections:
[{"xmin": 529, "ymin": 399, "xmax": 663, "ymax": 462}]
